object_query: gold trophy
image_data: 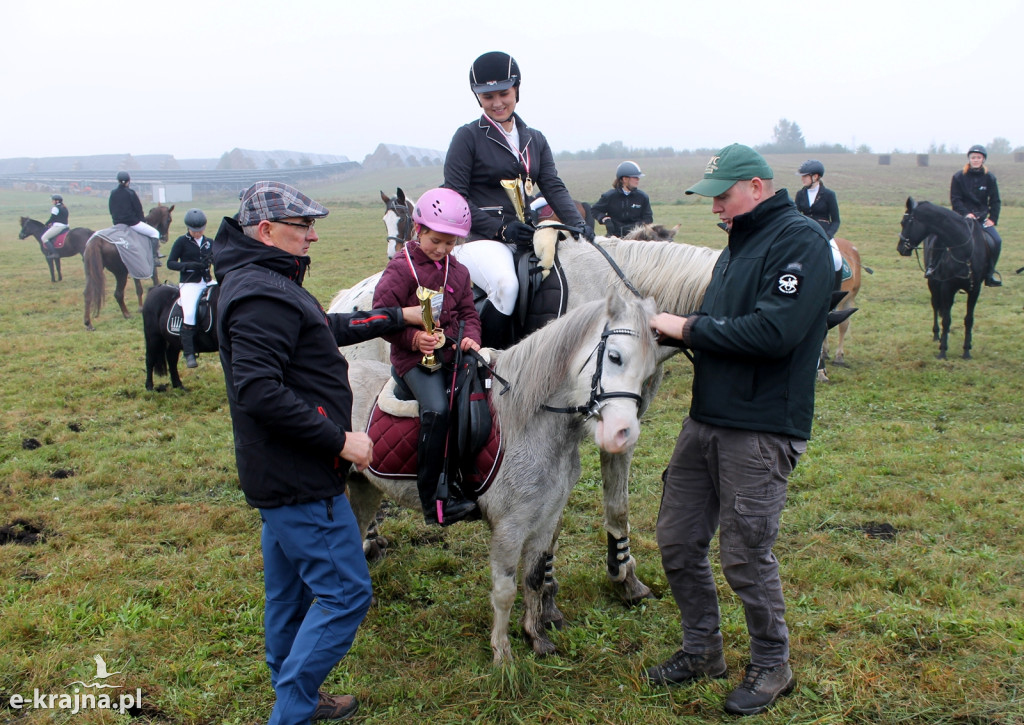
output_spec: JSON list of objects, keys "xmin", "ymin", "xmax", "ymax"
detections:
[
  {"xmin": 500, "ymin": 178, "xmax": 527, "ymax": 223},
  {"xmin": 416, "ymin": 286, "xmax": 445, "ymax": 372}
]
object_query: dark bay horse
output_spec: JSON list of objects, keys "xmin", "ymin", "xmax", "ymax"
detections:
[
  {"xmin": 19, "ymin": 217, "xmax": 93, "ymax": 283},
  {"xmin": 82, "ymin": 206, "xmax": 174, "ymax": 330},
  {"xmin": 142, "ymin": 284, "xmax": 219, "ymax": 390},
  {"xmin": 897, "ymin": 197, "xmax": 992, "ymax": 359}
]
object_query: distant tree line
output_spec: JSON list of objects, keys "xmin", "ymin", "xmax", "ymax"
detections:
[{"xmin": 556, "ymin": 120, "xmax": 1021, "ymax": 159}]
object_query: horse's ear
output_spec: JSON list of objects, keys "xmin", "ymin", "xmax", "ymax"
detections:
[
  {"xmin": 906, "ymin": 197, "xmax": 916, "ymax": 211},
  {"xmin": 168, "ymin": 205, "xmax": 175, "ymax": 213},
  {"xmin": 605, "ymin": 290, "xmax": 626, "ymax": 319},
  {"xmin": 380, "ymin": 190, "xmax": 389, "ymax": 203},
  {"xmin": 396, "ymin": 188, "xmax": 406, "ymax": 204}
]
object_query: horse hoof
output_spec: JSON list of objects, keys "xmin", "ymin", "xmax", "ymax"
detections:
[{"xmin": 528, "ymin": 636, "xmax": 557, "ymax": 657}]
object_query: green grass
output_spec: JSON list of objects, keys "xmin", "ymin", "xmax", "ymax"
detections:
[{"xmin": 1, "ymin": 158, "xmax": 1023, "ymax": 724}]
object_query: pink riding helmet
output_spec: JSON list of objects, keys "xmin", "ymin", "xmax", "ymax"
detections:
[{"xmin": 413, "ymin": 188, "xmax": 472, "ymax": 237}]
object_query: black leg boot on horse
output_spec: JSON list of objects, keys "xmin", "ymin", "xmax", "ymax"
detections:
[
  {"xmin": 180, "ymin": 324, "xmax": 198, "ymax": 368},
  {"xmin": 417, "ymin": 410, "xmax": 478, "ymax": 526}
]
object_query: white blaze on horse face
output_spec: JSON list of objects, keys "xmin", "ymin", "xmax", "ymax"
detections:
[
  {"xmin": 383, "ymin": 208, "xmax": 401, "ymax": 259},
  {"xmin": 588, "ymin": 334, "xmax": 652, "ymax": 454}
]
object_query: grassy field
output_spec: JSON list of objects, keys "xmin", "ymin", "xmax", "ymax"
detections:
[{"xmin": 1, "ymin": 154, "xmax": 1023, "ymax": 724}]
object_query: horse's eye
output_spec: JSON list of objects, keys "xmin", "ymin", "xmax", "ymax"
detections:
[{"xmin": 608, "ymin": 350, "xmax": 622, "ymax": 366}]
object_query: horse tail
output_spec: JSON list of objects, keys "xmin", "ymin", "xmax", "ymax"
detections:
[
  {"xmin": 83, "ymin": 237, "xmax": 106, "ymax": 317},
  {"xmin": 142, "ymin": 286, "xmax": 168, "ymax": 378}
]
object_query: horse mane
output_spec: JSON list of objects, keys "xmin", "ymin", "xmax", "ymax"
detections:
[
  {"xmin": 623, "ymin": 223, "xmax": 678, "ymax": 242},
  {"xmin": 492, "ymin": 295, "xmax": 655, "ymax": 440},
  {"xmin": 915, "ymin": 202, "xmax": 971, "ymax": 240},
  {"xmin": 565, "ymin": 238, "xmax": 719, "ymax": 316}
]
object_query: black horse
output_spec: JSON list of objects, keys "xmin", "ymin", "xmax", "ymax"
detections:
[
  {"xmin": 19, "ymin": 217, "xmax": 93, "ymax": 283},
  {"xmin": 142, "ymin": 283, "xmax": 219, "ymax": 390},
  {"xmin": 897, "ymin": 197, "xmax": 992, "ymax": 359}
]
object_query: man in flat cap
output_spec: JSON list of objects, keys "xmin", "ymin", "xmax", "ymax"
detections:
[
  {"xmin": 214, "ymin": 181, "xmax": 422, "ymax": 723},
  {"xmin": 646, "ymin": 145, "xmax": 833, "ymax": 716}
]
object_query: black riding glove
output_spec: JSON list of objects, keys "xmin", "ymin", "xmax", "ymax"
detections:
[
  {"xmin": 574, "ymin": 222, "xmax": 595, "ymax": 242},
  {"xmin": 501, "ymin": 220, "xmax": 535, "ymax": 245}
]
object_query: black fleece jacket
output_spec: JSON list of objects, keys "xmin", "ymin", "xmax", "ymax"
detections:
[{"xmin": 213, "ymin": 217, "xmax": 406, "ymax": 508}]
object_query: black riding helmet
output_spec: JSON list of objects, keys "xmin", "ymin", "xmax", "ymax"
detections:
[
  {"xmin": 798, "ymin": 159, "xmax": 825, "ymax": 177},
  {"xmin": 184, "ymin": 208, "xmax": 208, "ymax": 232},
  {"xmin": 116, "ymin": 170, "xmax": 131, "ymax": 184},
  {"xmin": 967, "ymin": 144, "xmax": 987, "ymax": 158},
  {"xmin": 51, "ymin": 194, "xmax": 63, "ymax": 203},
  {"xmin": 470, "ymin": 51, "xmax": 521, "ymax": 103}
]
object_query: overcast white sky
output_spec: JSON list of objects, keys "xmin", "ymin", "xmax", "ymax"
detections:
[{"xmin": 3, "ymin": 0, "xmax": 1021, "ymax": 162}]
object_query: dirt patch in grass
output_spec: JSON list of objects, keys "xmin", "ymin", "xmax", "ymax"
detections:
[{"xmin": 0, "ymin": 518, "xmax": 46, "ymax": 545}]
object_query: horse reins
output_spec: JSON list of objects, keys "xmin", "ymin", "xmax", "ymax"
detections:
[
  {"xmin": 901, "ymin": 211, "xmax": 977, "ymax": 280},
  {"xmin": 541, "ymin": 222, "xmax": 644, "ymax": 299},
  {"xmin": 541, "ymin": 324, "xmax": 644, "ymax": 419}
]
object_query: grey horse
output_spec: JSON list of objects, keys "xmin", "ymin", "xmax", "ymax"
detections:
[{"xmin": 347, "ymin": 294, "xmax": 658, "ymax": 663}]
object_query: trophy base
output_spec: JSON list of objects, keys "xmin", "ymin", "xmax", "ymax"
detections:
[{"xmin": 419, "ymin": 357, "xmax": 442, "ymax": 373}]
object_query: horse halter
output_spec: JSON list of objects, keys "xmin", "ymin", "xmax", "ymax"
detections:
[
  {"xmin": 542, "ymin": 324, "xmax": 645, "ymax": 419},
  {"xmin": 386, "ymin": 198, "xmax": 414, "ymax": 249}
]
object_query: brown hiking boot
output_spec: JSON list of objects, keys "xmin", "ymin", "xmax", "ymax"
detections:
[
  {"xmin": 312, "ymin": 691, "xmax": 358, "ymax": 721},
  {"xmin": 644, "ymin": 648, "xmax": 728, "ymax": 686},
  {"xmin": 723, "ymin": 663, "xmax": 795, "ymax": 716}
]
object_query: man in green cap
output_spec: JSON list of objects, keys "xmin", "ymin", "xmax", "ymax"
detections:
[{"xmin": 646, "ymin": 144, "xmax": 833, "ymax": 716}]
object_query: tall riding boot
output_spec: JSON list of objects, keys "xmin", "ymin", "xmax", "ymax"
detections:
[
  {"xmin": 985, "ymin": 232, "xmax": 1002, "ymax": 286},
  {"xmin": 180, "ymin": 324, "xmax": 198, "ymax": 368},
  {"xmin": 478, "ymin": 299, "xmax": 515, "ymax": 349},
  {"xmin": 417, "ymin": 411, "xmax": 478, "ymax": 526},
  {"xmin": 43, "ymin": 241, "xmax": 59, "ymax": 259}
]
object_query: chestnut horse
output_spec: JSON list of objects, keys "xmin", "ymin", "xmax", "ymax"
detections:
[
  {"xmin": 18, "ymin": 217, "xmax": 93, "ymax": 283},
  {"xmin": 818, "ymin": 237, "xmax": 872, "ymax": 381},
  {"xmin": 82, "ymin": 206, "xmax": 174, "ymax": 330}
]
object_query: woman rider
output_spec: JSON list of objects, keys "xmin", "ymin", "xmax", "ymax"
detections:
[
  {"xmin": 951, "ymin": 144, "xmax": 1002, "ymax": 286},
  {"xmin": 444, "ymin": 51, "xmax": 592, "ymax": 348},
  {"xmin": 166, "ymin": 208, "xmax": 213, "ymax": 368},
  {"xmin": 39, "ymin": 194, "xmax": 69, "ymax": 259},
  {"xmin": 795, "ymin": 159, "xmax": 843, "ymax": 290}
]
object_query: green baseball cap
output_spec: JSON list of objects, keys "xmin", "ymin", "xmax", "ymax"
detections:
[{"xmin": 685, "ymin": 144, "xmax": 774, "ymax": 197}]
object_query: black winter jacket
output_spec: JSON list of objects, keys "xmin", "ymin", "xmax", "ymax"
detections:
[
  {"xmin": 591, "ymin": 188, "xmax": 653, "ymax": 237},
  {"xmin": 794, "ymin": 184, "xmax": 840, "ymax": 238},
  {"xmin": 213, "ymin": 217, "xmax": 407, "ymax": 509},
  {"xmin": 950, "ymin": 167, "xmax": 1000, "ymax": 224},
  {"xmin": 687, "ymin": 190, "xmax": 833, "ymax": 440},
  {"xmin": 109, "ymin": 184, "xmax": 145, "ymax": 226},
  {"xmin": 166, "ymin": 233, "xmax": 213, "ymax": 284},
  {"xmin": 443, "ymin": 113, "xmax": 584, "ymax": 241}
]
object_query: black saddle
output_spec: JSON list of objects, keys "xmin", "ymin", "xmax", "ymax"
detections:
[
  {"xmin": 167, "ymin": 286, "xmax": 216, "ymax": 340},
  {"xmin": 472, "ymin": 245, "xmax": 568, "ymax": 350}
]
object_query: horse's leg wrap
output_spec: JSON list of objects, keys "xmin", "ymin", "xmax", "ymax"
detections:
[
  {"xmin": 540, "ymin": 552, "xmax": 564, "ymax": 630},
  {"xmin": 607, "ymin": 532, "xmax": 635, "ymax": 583}
]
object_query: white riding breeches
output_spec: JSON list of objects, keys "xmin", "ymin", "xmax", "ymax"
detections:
[
  {"xmin": 132, "ymin": 221, "xmax": 161, "ymax": 239},
  {"xmin": 41, "ymin": 223, "xmax": 68, "ymax": 243},
  {"xmin": 829, "ymin": 238, "xmax": 843, "ymax": 272},
  {"xmin": 178, "ymin": 281, "xmax": 208, "ymax": 325},
  {"xmin": 450, "ymin": 240, "xmax": 518, "ymax": 316}
]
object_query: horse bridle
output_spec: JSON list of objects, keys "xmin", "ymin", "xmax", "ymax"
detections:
[
  {"xmin": 541, "ymin": 324, "xmax": 645, "ymax": 419},
  {"xmin": 900, "ymin": 209, "xmax": 976, "ymax": 276},
  {"xmin": 386, "ymin": 198, "xmax": 414, "ymax": 249}
]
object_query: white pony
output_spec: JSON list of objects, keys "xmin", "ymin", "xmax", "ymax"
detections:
[
  {"xmin": 329, "ymin": 236, "xmax": 721, "ymax": 606},
  {"xmin": 347, "ymin": 294, "xmax": 658, "ymax": 663}
]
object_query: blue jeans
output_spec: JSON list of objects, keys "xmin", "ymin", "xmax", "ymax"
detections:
[
  {"xmin": 656, "ymin": 418, "xmax": 804, "ymax": 667},
  {"xmin": 260, "ymin": 495, "xmax": 372, "ymax": 725}
]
